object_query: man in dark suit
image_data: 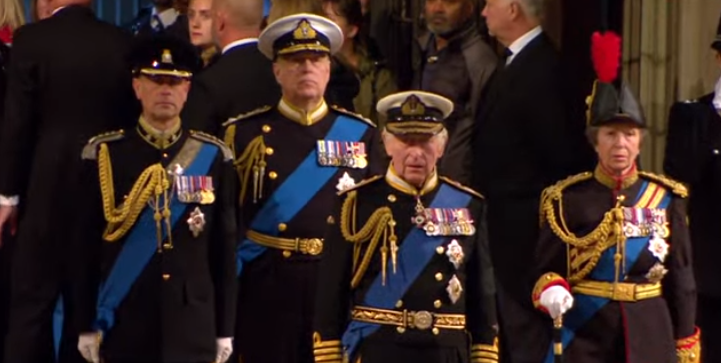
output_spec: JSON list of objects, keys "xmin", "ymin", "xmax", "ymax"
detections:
[
  {"xmin": 0, "ymin": 1, "xmax": 138, "ymax": 361},
  {"xmin": 471, "ymin": 0, "xmax": 588, "ymax": 362},
  {"xmin": 663, "ymin": 15, "xmax": 721, "ymax": 363},
  {"xmin": 181, "ymin": 0, "xmax": 279, "ymax": 134},
  {"xmin": 127, "ymin": 0, "xmax": 190, "ymax": 43}
]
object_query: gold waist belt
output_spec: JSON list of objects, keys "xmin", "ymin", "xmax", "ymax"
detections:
[
  {"xmin": 351, "ymin": 306, "xmax": 466, "ymax": 331},
  {"xmin": 572, "ymin": 280, "xmax": 662, "ymax": 302},
  {"xmin": 246, "ymin": 230, "xmax": 323, "ymax": 255}
]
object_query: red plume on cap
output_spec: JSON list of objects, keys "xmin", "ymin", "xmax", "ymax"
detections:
[{"xmin": 591, "ymin": 31, "xmax": 622, "ymax": 83}]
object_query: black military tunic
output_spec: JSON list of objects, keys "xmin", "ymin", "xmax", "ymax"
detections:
[
  {"xmin": 71, "ymin": 122, "xmax": 237, "ymax": 363},
  {"xmin": 314, "ymin": 170, "xmax": 498, "ymax": 363},
  {"xmin": 532, "ymin": 166, "xmax": 698, "ymax": 363},
  {"xmin": 224, "ymin": 100, "xmax": 380, "ymax": 363}
]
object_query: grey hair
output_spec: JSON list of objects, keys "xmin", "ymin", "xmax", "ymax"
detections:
[
  {"xmin": 515, "ymin": 0, "xmax": 544, "ymax": 20},
  {"xmin": 585, "ymin": 125, "xmax": 648, "ymax": 146}
]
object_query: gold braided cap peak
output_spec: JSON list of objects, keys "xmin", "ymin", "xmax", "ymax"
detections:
[
  {"xmin": 329, "ymin": 105, "xmax": 377, "ymax": 128},
  {"xmin": 439, "ymin": 176, "xmax": 484, "ymax": 199},
  {"xmin": 638, "ymin": 171, "xmax": 688, "ymax": 198},
  {"xmin": 189, "ymin": 130, "xmax": 233, "ymax": 161},
  {"xmin": 336, "ymin": 175, "xmax": 383, "ymax": 196},
  {"xmin": 81, "ymin": 130, "xmax": 125, "ymax": 160},
  {"xmin": 221, "ymin": 105, "xmax": 273, "ymax": 127}
]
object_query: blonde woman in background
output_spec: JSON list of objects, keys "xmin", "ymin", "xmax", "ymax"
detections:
[
  {"xmin": 188, "ymin": 0, "xmax": 219, "ymax": 67},
  {"xmin": 0, "ymin": 0, "xmax": 25, "ymax": 45}
]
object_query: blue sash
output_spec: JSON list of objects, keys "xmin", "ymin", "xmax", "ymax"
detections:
[
  {"xmin": 93, "ymin": 142, "xmax": 218, "ymax": 333},
  {"xmin": 341, "ymin": 184, "xmax": 472, "ymax": 360},
  {"xmin": 544, "ymin": 181, "xmax": 672, "ymax": 363},
  {"xmin": 52, "ymin": 296, "xmax": 63, "ymax": 361},
  {"xmin": 236, "ymin": 115, "xmax": 368, "ymax": 276}
]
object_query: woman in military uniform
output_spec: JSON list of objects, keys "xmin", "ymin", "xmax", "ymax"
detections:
[{"xmin": 531, "ymin": 31, "xmax": 700, "ymax": 363}]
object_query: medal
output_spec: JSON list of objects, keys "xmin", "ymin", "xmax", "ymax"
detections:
[
  {"xmin": 187, "ymin": 207, "xmax": 206, "ymax": 237},
  {"xmin": 446, "ymin": 275, "xmax": 463, "ymax": 304},
  {"xmin": 446, "ymin": 239, "xmax": 464, "ymax": 269},
  {"xmin": 336, "ymin": 172, "xmax": 356, "ymax": 192}
]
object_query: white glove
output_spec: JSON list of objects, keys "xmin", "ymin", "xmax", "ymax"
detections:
[
  {"xmin": 539, "ymin": 285, "xmax": 574, "ymax": 319},
  {"xmin": 77, "ymin": 332, "xmax": 101, "ymax": 363},
  {"xmin": 215, "ymin": 337, "xmax": 233, "ymax": 363}
]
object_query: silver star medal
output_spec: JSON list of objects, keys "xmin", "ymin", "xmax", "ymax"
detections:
[
  {"xmin": 648, "ymin": 234, "xmax": 669, "ymax": 262},
  {"xmin": 445, "ymin": 239, "xmax": 464, "ymax": 269},
  {"xmin": 336, "ymin": 172, "xmax": 356, "ymax": 192},
  {"xmin": 187, "ymin": 207, "xmax": 205, "ymax": 237},
  {"xmin": 171, "ymin": 163, "xmax": 184, "ymax": 176},
  {"xmin": 446, "ymin": 275, "xmax": 463, "ymax": 304},
  {"xmin": 645, "ymin": 263, "xmax": 668, "ymax": 283}
]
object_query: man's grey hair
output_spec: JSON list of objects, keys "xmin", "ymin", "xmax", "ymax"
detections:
[{"xmin": 515, "ymin": 0, "xmax": 544, "ymax": 20}]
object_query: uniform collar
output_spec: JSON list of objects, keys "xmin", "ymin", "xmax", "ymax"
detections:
[
  {"xmin": 151, "ymin": 7, "xmax": 179, "ymax": 28},
  {"xmin": 222, "ymin": 38, "xmax": 258, "ymax": 54},
  {"xmin": 277, "ymin": 98, "xmax": 328, "ymax": 126},
  {"xmin": 506, "ymin": 26, "xmax": 542, "ymax": 64},
  {"xmin": 136, "ymin": 116, "xmax": 183, "ymax": 149},
  {"xmin": 385, "ymin": 164, "xmax": 439, "ymax": 196},
  {"xmin": 594, "ymin": 163, "xmax": 639, "ymax": 191}
]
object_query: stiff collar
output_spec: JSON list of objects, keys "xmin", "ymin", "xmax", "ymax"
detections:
[
  {"xmin": 277, "ymin": 98, "xmax": 328, "ymax": 126},
  {"xmin": 136, "ymin": 116, "xmax": 182, "ymax": 149},
  {"xmin": 51, "ymin": 6, "xmax": 67, "ymax": 15},
  {"xmin": 151, "ymin": 7, "xmax": 179, "ymax": 29},
  {"xmin": 385, "ymin": 164, "xmax": 439, "ymax": 196},
  {"xmin": 222, "ymin": 38, "xmax": 259, "ymax": 54},
  {"xmin": 506, "ymin": 26, "xmax": 542, "ymax": 65},
  {"xmin": 594, "ymin": 163, "xmax": 639, "ymax": 191}
]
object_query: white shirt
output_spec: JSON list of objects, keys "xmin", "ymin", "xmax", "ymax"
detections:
[
  {"xmin": 221, "ymin": 38, "xmax": 259, "ymax": 55},
  {"xmin": 51, "ymin": 6, "xmax": 67, "ymax": 16},
  {"xmin": 506, "ymin": 26, "xmax": 543, "ymax": 65},
  {"xmin": 151, "ymin": 7, "xmax": 179, "ymax": 29},
  {"xmin": 713, "ymin": 75, "xmax": 721, "ymax": 111}
]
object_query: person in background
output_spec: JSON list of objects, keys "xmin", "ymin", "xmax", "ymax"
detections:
[
  {"xmin": 127, "ymin": 0, "xmax": 190, "ymax": 42},
  {"xmin": 663, "ymin": 11, "xmax": 721, "ymax": 363},
  {"xmin": 414, "ymin": 0, "xmax": 496, "ymax": 185},
  {"xmin": 0, "ymin": 0, "xmax": 25, "ymax": 44},
  {"xmin": 187, "ymin": 0, "xmax": 219, "ymax": 66},
  {"xmin": 31, "ymin": 0, "xmax": 53, "ymax": 21}
]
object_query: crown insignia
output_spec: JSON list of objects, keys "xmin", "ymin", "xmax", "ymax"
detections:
[
  {"xmin": 293, "ymin": 19, "xmax": 318, "ymax": 40},
  {"xmin": 401, "ymin": 95, "xmax": 426, "ymax": 116},
  {"xmin": 161, "ymin": 49, "xmax": 173, "ymax": 64}
]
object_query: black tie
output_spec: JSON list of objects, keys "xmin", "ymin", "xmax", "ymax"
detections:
[{"xmin": 503, "ymin": 48, "xmax": 513, "ymax": 65}]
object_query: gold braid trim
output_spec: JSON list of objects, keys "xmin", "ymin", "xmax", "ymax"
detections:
[
  {"xmin": 233, "ymin": 135, "xmax": 267, "ymax": 205},
  {"xmin": 676, "ymin": 328, "xmax": 701, "ymax": 363},
  {"xmin": 340, "ymin": 190, "xmax": 396, "ymax": 288},
  {"xmin": 98, "ymin": 143, "xmax": 169, "ymax": 246},
  {"xmin": 470, "ymin": 340, "xmax": 499, "ymax": 363},
  {"xmin": 638, "ymin": 171, "xmax": 688, "ymax": 198}
]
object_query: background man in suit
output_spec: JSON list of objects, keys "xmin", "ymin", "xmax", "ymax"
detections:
[
  {"xmin": 127, "ymin": 0, "xmax": 190, "ymax": 43},
  {"xmin": 0, "ymin": 0, "xmax": 138, "ymax": 361},
  {"xmin": 471, "ymin": 0, "xmax": 587, "ymax": 362},
  {"xmin": 663, "ymin": 13, "xmax": 721, "ymax": 363},
  {"xmin": 181, "ymin": 0, "xmax": 279, "ymax": 134}
]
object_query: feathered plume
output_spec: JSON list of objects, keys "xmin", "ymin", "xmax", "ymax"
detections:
[{"xmin": 591, "ymin": 31, "xmax": 622, "ymax": 83}]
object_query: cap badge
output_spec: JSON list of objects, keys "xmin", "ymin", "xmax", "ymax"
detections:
[
  {"xmin": 401, "ymin": 95, "xmax": 426, "ymax": 116},
  {"xmin": 293, "ymin": 19, "xmax": 317, "ymax": 40},
  {"xmin": 161, "ymin": 49, "xmax": 173, "ymax": 64}
]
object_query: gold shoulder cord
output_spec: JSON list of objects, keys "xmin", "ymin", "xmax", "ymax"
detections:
[
  {"xmin": 231, "ymin": 135, "xmax": 267, "ymax": 205},
  {"xmin": 340, "ymin": 190, "xmax": 397, "ymax": 288},
  {"xmin": 98, "ymin": 143, "xmax": 172, "ymax": 250}
]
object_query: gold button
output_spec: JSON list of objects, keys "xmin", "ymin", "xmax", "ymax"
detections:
[
  {"xmin": 434, "ymin": 300, "xmax": 442, "ymax": 308},
  {"xmin": 432, "ymin": 327, "xmax": 440, "ymax": 335},
  {"xmin": 278, "ymin": 223, "xmax": 287, "ymax": 232},
  {"xmin": 282, "ymin": 250, "xmax": 292, "ymax": 258},
  {"xmin": 387, "ymin": 194, "xmax": 397, "ymax": 202},
  {"xmin": 262, "ymin": 125, "xmax": 271, "ymax": 133},
  {"xmin": 162, "ymin": 274, "xmax": 170, "ymax": 281},
  {"xmin": 265, "ymin": 147, "xmax": 274, "ymax": 155},
  {"xmin": 395, "ymin": 300, "xmax": 403, "ymax": 308},
  {"xmin": 396, "ymin": 327, "xmax": 406, "ymax": 334},
  {"xmin": 435, "ymin": 273, "xmax": 443, "ymax": 281},
  {"xmin": 436, "ymin": 246, "xmax": 445, "ymax": 255},
  {"xmin": 269, "ymin": 171, "xmax": 278, "ymax": 180},
  {"xmin": 162, "ymin": 153, "xmax": 168, "ymax": 158}
]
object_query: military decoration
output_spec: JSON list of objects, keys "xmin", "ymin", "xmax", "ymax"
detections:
[
  {"xmin": 645, "ymin": 263, "xmax": 668, "ymax": 283},
  {"xmin": 316, "ymin": 140, "xmax": 367, "ymax": 168},
  {"xmin": 622, "ymin": 207, "xmax": 670, "ymax": 262},
  {"xmin": 336, "ymin": 172, "xmax": 356, "ymax": 192},
  {"xmin": 445, "ymin": 239, "xmax": 464, "ymax": 269},
  {"xmin": 648, "ymin": 235, "xmax": 669, "ymax": 262},
  {"xmin": 413, "ymin": 207, "xmax": 475, "ymax": 236},
  {"xmin": 446, "ymin": 274, "xmax": 463, "ymax": 304},
  {"xmin": 176, "ymin": 175, "xmax": 215, "ymax": 204},
  {"xmin": 187, "ymin": 207, "xmax": 205, "ymax": 237}
]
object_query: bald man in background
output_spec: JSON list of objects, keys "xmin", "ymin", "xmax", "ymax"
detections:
[{"xmin": 181, "ymin": 0, "xmax": 280, "ymax": 134}]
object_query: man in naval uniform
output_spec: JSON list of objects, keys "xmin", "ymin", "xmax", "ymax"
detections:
[
  {"xmin": 70, "ymin": 35, "xmax": 236, "ymax": 363},
  {"xmin": 313, "ymin": 90, "xmax": 499, "ymax": 363},
  {"xmin": 222, "ymin": 13, "xmax": 381, "ymax": 363},
  {"xmin": 663, "ymin": 12, "xmax": 721, "ymax": 363},
  {"xmin": 532, "ymin": 31, "xmax": 699, "ymax": 363}
]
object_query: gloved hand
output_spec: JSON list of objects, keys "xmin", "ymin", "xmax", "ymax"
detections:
[
  {"xmin": 215, "ymin": 337, "xmax": 233, "ymax": 363},
  {"xmin": 539, "ymin": 285, "xmax": 574, "ymax": 319},
  {"xmin": 77, "ymin": 332, "xmax": 101, "ymax": 363}
]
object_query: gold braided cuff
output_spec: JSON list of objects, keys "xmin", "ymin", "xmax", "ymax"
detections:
[
  {"xmin": 676, "ymin": 327, "xmax": 701, "ymax": 363},
  {"xmin": 532, "ymin": 272, "xmax": 570, "ymax": 310},
  {"xmin": 313, "ymin": 332, "xmax": 343, "ymax": 363},
  {"xmin": 470, "ymin": 339, "xmax": 499, "ymax": 363}
]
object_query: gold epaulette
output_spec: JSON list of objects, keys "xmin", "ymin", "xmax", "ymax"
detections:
[
  {"xmin": 337, "ymin": 175, "xmax": 383, "ymax": 196},
  {"xmin": 439, "ymin": 176, "xmax": 484, "ymax": 199},
  {"xmin": 638, "ymin": 171, "xmax": 688, "ymax": 198},
  {"xmin": 189, "ymin": 130, "xmax": 233, "ymax": 161},
  {"xmin": 330, "ymin": 105, "xmax": 376, "ymax": 128},
  {"xmin": 221, "ymin": 105, "xmax": 273, "ymax": 127},
  {"xmin": 540, "ymin": 172, "xmax": 594, "ymax": 213},
  {"xmin": 81, "ymin": 130, "xmax": 125, "ymax": 160}
]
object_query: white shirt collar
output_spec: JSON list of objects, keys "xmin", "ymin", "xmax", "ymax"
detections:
[
  {"xmin": 51, "ymin": 6, "xmax": 67, "ymax": 16},
  {"xmin": 506, "ymin": 26, "xmax": 542, "ymax": 65},
  {"xmin": 222, "ymin": 38, "xmax": 259, "ymax": 54},
  {"xmin": 713, "ymin": 75, "xmax": 721, "ymax": 110},
  {"xmin": 151, "ymin": 7, "xmax": 179, "ymax": 28}
]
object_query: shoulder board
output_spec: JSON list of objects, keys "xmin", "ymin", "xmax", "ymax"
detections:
[
  {"xmin": 337, "ymin": 175, "xmax": 383, "ymax": 196},
  {"xmin": 541, "ymin": 172, "xmax": 594, "ymax": 203},
  {"xmin": 638, "ymin": 171, "xmax": 688, "ymax": 198},
  {"xmin": 81, "ymin": 130, "xmax": 125, "ymax": 160},
  {"xmin": 221, "ymin": 105, "xmax": 273, "ymax": 127},
  {"xmin": 189, "ymin": 130, "xmax": 234, "ymax": 161},
  {"xmin": 330, "ymin": 105, "xmax": 376, "ymax": 128},
  {"xmin": 438, "ymin": 176, "xmax": 484, "ymax": 199}
]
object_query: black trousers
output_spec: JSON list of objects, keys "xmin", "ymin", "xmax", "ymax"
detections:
[
  {"xmin": 357, "ymin": 339, "xmax": 468, "ymax": 363},
  {"xmin": 697, "ymin": 294, "xmax": 721, "ymax": 363}
]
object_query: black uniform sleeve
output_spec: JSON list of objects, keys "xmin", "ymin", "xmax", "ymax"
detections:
[
  {"xmin": 181, "ymin": 79, "xmax": 218, "ymax": 135},
  {"xmin": 313, "ymin": 194, "xmax": 354, "ymax": 362},
  {"xmin": 208, "ymin": 155, "xmax": 238, "ymax": 337},
  {"xmin": 663, "ymin": 102, "xmax": 711, "ymax": 184},
  {"xmin": 531, "ymin": 198, "xmax": 571, "ymax": 311},
  {"xmin": 365, "ymin": 128, "xmax": 387, "ymax": 176}
]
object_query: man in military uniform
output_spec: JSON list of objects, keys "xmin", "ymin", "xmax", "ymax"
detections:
[
  {"xmin": 532, "ymin": 31, "xmax": 699, "ymax": 363},
  {"xmin": 313, "ymin": 90, "xmax": 498, "ymax": 363},
  {"xmin": 663, "ymin": 13, "xmax": 721, "ymax": 363},
  {"xmin": 70, "ymin": 35, "xmax": 236, "ymax": 363},
  {"xmin": 223, "ymin": 13, "xmax": 381, "ymax": 363}
]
